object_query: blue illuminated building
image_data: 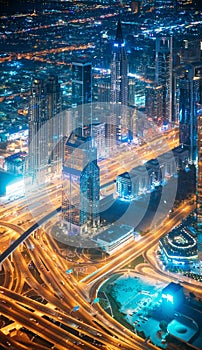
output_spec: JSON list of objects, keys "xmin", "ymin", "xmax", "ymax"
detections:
[
  {"xmin": 155, "ymin": 35, "xmax": 173, "ymax": 124},
  {"xmin": 159, "ymin": 227, "xmax": 198, "ymax": 267},
  {"xmin": 62, "ymin": 128, "xmax": 100, "ymax": 235},
  {"xmin": 28, "ymin": 75, "xmax": 62, "ymax": 183},
  {"xmin": 116, "ymin": 165, "xmax": 150, "ymax": 200},
  {"xmin": 162, "ymin": 282, "xmax": 185, "ymax": 312},
  {"xmin": 4, "ymin": 151, "xmax": 27, "ymax": 175},
  {"xmin": 0, "ymin": 170, "xmax": 23, "ymax": 197},
  {"xmin": 110, "ymin": 19, "xmax": 128, "ymax": 107},
  {"xmin": 173, "ymin": 39, "xmax": 202, "ymax": 162},
  {"xmin": 116, "ymin": 147, "xmax": 185, "ymax": 200},
  {"xmin": 72, "ymin": 60, "xmax": 92, "ymax": 131},
  {"xmin": 108, "ymin": 19, "xmax": 129, "ymax": 149}
]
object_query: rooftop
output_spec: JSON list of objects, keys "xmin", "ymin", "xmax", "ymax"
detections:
[
  {"xmin": 94, "ymin": 224, "xmax": 133, "ymax": 243},
  {"xmin": 162, "ymin": 282, "xmax": 183, "ymax": 294}
]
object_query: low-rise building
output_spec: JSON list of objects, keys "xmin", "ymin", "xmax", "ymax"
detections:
[
  {"xmin": 4, "ymin": 151, "xmax": 27, "ymax": 175},
  {"xmin": 159, "ymin": 227, "xmax": 198, "ymax": 267},
  {"xmin": 116, "ymin": 165, "xmax": 150, "ymax": 200},
  {"xmin": 93, "ymin": 224, "xmax": 134, "ymax": 255},
  {"xmin": 116, "ymin": 148, "xmax": 179, "ymax": 200},
  {"xmin": 0, "ymin": 170, "xmax": 24, "ymax": 197}
]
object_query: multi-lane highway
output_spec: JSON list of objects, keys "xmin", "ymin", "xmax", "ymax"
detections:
[
  {"xmin": 1, "ymin": 127, "xmax": 197, "ymax": 350},
  {"xmin": 99, "ymin": 128, "xmax": 179, "ymax": 187},
  {"xmin": 0, "ymin": 195, "xmax": 195, "ymax": 350}
]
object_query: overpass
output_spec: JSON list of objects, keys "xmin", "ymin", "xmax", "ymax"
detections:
[{"xmin": 0, "ymin": 207, "xmax": 61, "ymax": 266}]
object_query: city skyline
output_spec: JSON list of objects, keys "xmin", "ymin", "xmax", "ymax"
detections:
[{"xmin": 0, "ymin": 1, "xmax": 202, "ymax": 349}]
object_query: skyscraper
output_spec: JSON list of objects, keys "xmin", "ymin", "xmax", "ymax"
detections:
[
  {"xmin": 62, "ymin": 128, "xmax": 100, "ymax": 234},
  {"xmin": 145, "ymin": 83, "xmax": 163, "ymax": 122},
  {"xmin": 110, "ymin": 19, "xmax": 128, "ymax": 107},
  {"xmin": 28, "ymin": 75, "xmax": 62, "ymax": 182},
  {"xmin": 173, "ymin": 62, "xmax": 202, "ymax": 162},
  {"xmin": 46, "ymin": 75, "xmax": 63, "ymax": 171},
  {"xmin": 109, "ymin": 19, "xmax": 129, "ymax": 149},
  {"xmin": 72, "ymin": 60, "xmax": 92, "ymax": 134},
  {"xmin": 155, "ymin": 35, "xmax": 173, "ymax": 124}
]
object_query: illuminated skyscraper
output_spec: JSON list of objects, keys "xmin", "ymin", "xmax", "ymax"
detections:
[
  {"xmin": 155, "ymin": 35, "xmax": 173, "ymax": 124},
  {"xmin": 72, "ymin": 60, "xmax": 92, "ymax": 134},
  {"xmin": 110, "ymin": 19, "xmax": 128, "ymax": 107},
  {"xmin": 173, "ymin": 62, "xmax": 202, "ymax": 162},
  {"xmin": 109, "ymin": 19, "xmax": 128, "ymax": 148},
  {"xmin": 145, "ymin": 83, "xmax": 163, "ymax": 122},
  {"xmin": 62, "ymin": 128, "xmax": 100, "ymax": 234},
  {"xmin": 93, "ymin": 74, "xmax": 111, "ymax": 106},
  {"xmin": 46, "ymin": 75, "xmax": 63, "ymax": 170},
  {"xmin": 28, "ymin": 75, "xmax": 62, "ymax": 182}
]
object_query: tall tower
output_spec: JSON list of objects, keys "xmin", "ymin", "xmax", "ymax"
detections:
[
  {"xmin": 145, "ymin": 83, "xmax": 163, "ymax": 122},
  {"xmin": 109, "ymin": 19, "xmax": 128, "ymax": 148},
  {"xmin": 155, "ymin": 35, "xmax": 173, "ymax": 124},
  {"xmin": 173, "ymin": 62, "xmax": 202, "ymax": 162},
  {"xmin": 72, "ymin": 60, "xmax": 92, "ymax": 134},
  {"xmin": 46, "ymin": 75, "xmax": 63, "ymax": 171},
  {"xmin": 28, "ymin": 76, "xmax": 62, "ymax": 182},
  {"xmin": 62, "ymin": 128, "xmax": 100, "ymax": 235}
]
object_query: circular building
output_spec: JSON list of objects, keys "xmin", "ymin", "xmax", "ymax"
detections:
[{"xmin": 159, "ymin": 227, "xmax": 198, "ymax": 267}]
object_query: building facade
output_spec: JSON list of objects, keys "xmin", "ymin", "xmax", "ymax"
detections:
[
  {"xmin": 72, "ymin": 60, "xmax": 92, "ymax": 133},
  {"xmin": 145, "ymin": 83, "xmax": 163, "ymax": 123},
  {"xmin": 116, "ymin": 150, "xmax": 178, "ymax": 200},
  {"xmin": 159, "ymin": 227, "xmax": 198, "ymax": 268},
  {"xmin": 155, "ymin": 35, "xmax": 173, "ymax": 124},
  {"xmin": 94, "ymin": 224, "xmax": 134, "ymax": 255},
  {"xmin": 62, "ymin": 128, "xmax": 100, "ymax": 234},
  {"xmin": 108, "ymin": 19, "xmax": 129, "ymax": 151},
  {"xmin": 173, "ymin": 62, "xmax": 202, "ymax": 162},
  {"xmin": 28, "ymin": 76, "xmax": 62, "ymax": 183},
  {"xmin": 4, "ymin": 152, "xmax": 27, "ymax": 175}
]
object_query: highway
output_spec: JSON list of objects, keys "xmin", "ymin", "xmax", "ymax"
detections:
[
  {"xmin": 0, "ymin": 207, "xmax": 61, "ymax": 265},
  {"xmin": 0, "ymin": 193, "xmax": 196, "ymax": 350},
  {"xmin": 1, "ymin": 127, "xmax": 198, "ymax": 350},
  {"xmin": 99, "ymin": 127, "xmax": 179, "ymax": 187},
  {"xmin": 0, "ymin": 127, "xmax": 179, "ymax": 264}
]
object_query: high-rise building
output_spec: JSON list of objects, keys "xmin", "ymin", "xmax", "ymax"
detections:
[
  {"xmin": 93, "ymin": 74, "xmax": 111, "ymax": 106},
  {"xmin": 46, "ymin": 75, "xmax": 63, "ymax": 170},
  {"xmin": 155, "ymin": 35, "xmax": 173, "ymax": 124},
  {"xmin": 110, "ymin": 20, "xmax": 128, "ymax": 107},
  {"xmin": 180, "ymin": 39, "xmax": 201, "ymax": 64},
  {"xmin": 91, "ymin": 123, "xmax": 106, "ymax": 160},
  {"xmin": 109, "ymin": 19, "xmax": 129, "ymax": 149},
  {"xmin": 76, "ymin": 123, "xmax": 106, "ymax": 160},
  {"xmin": 28, "ymin": 75, "xmax": 62, "ymax": 182},
  {"xmin": 62, "ymin": 128, "xmax": 100, "ymax": 234},
  {"xmin": 145, "ymin": 83, "xmax": 163, "ymax": 123},
  {"xmin": 173, "ymin": 62, "xmax": 202, "ymax": 162},
  {"xmin": 72, "ymin": 60, "xmax": 92, "ymax": 134}
]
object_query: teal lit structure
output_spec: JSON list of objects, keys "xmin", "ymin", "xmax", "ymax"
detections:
[
  {"xmin": 162, "ymin": 282, "xmax": 185, "ymax": 315},
  {"xmin": 62, "ymin": 128, "xmax": 100, "ymax": 234}
]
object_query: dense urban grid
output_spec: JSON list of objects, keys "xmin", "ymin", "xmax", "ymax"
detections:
[{"xmin": 0, "ymin": 0, "xmax": 202, "ymax": 349}]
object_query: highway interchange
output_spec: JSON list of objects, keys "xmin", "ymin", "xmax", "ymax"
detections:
[{"xmin": 0, "ymin": 128, "xmax": 201, "ymax": 350}]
